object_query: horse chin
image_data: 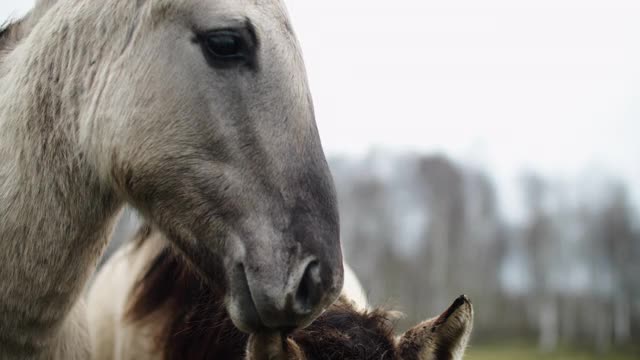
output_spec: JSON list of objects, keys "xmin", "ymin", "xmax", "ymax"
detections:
[
  {"xmin": 227, "ymin": 297, "xmax": 266, "ymax": 334},
  {"xmin": 226, "ymin": 296, "xmax": 316, "ymax": 335},
  {"xmin": 225, "ymin": 266, "xmax": 267, "ymax": 333}
]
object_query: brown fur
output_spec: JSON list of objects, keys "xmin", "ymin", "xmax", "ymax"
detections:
[
  {"xmin": 290, "ymin": 298, "xmax": 397, "ymax": 360},
  {"xmin": 91, "ymin": 224, "xmax": 472, "ymax": 360},
  {"xmin": 126, "ymin": 236, "xmax": 399, "ymax": 360},
  {"xmin": 126, "ymin": 226, "xmax": 249, "ymax": 360},
  {"xmin": 124, "ymin": 240, "xmax": 475, "ymax": 360},
  {"xmin": 397, "ymin": 296, "xmax": 473, "ymax": 360}
]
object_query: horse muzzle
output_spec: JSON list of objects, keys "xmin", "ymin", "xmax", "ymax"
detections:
[{"xmin": 226, "ymin": 256, "xmax": 343, "ymax": 333}]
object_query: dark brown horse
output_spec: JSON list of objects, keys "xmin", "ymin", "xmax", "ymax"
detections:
[{"xmin": 88, "ymin": 226, "xmax": 474, "ymax": 360}]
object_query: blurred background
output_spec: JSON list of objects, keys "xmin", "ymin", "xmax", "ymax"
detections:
[{"xmin": 4, "ymin": 0, "xmax": 639, "ymax": 358}]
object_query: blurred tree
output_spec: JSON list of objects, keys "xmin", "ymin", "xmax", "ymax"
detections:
[{"xmin": 521, "ymin": 174, "xmax": 559, "ymax": 352}]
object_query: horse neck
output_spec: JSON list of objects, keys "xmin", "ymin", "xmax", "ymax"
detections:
[{"xmin": 0, "ymin": 25, "xmax": 122, "ymax": 360}]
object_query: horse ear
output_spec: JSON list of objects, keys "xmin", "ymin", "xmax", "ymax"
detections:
[
  {"xmin": 397, "ymin": 295, "xmax": 474, "ymax": 360},
  {"xmin": 246, "ymin": 334, "xmax": 305, "ymax": 360}
]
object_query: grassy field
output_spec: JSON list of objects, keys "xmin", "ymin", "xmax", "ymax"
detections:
[{"xmin": 466, "ymin": 343, "xmax": 640, "ymax": 360}]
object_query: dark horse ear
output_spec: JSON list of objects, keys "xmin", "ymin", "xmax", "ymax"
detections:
[
  {"xmin": 397, "ymin": 295, "xmax": 474, "ymax": 360},
  {"xmin": 246, "ymin": 333, "xmax": 306, "ymax": 360}
]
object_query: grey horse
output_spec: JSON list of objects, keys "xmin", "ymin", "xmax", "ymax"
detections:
[{"xmin": 0, "ymin": 0, "xmax": 342, "ymax": 358}]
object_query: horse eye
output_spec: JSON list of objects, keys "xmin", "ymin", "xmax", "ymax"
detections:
[{"xmin": 204, "ymin": 31, "xmax": 247, "ymax": 61}]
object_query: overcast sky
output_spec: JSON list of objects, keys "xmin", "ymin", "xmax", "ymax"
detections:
[{"xmin": 3, "ymin": 0, "xmax": 639, "ymax": 215}]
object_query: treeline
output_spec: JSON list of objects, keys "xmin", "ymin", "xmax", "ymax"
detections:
[
  {"xmin": 331, "ymin": 152, "xmax": 639, "ymax": 352},
  {"xmin": 102, "ymin": 151, "xmax": 639, "ymax": 353}
]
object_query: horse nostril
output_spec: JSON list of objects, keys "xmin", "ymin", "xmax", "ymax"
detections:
[{"xmin": 293, "ymin": 260, "xmax": 323, "ymax": 315}]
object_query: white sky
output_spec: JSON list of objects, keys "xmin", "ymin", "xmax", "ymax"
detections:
[
  {"xmin": 3, "ymin": 0, "xmax": 639, "ymax": 216},
  {"xmin": 290, "ymin": 0, "xmax": 640, "ymax": 218}
]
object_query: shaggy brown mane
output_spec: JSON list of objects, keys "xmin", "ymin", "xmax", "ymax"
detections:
[
  {"xmin": 126, "ymin": 228, "xmax": 400, "ymax": 360},
  {"xmin": 291, "ymin": 298, "xmax": 398, "ymax": 360},
  {"xmin": 126, "ymin": 225, "xmax": 248, "ymax": 360}
]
